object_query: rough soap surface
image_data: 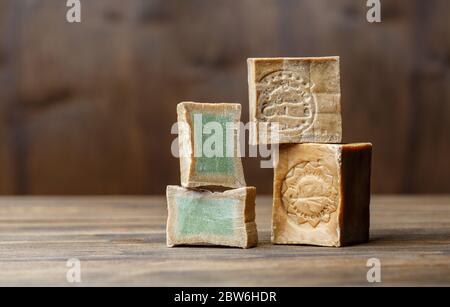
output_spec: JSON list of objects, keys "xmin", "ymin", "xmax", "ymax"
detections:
[
  {"xmin": 177, "ymin": 102, "xmax": 246, "ymax": 189},
  {"xmin": 166, "ymin": 186, "xmax": 258, "ymax": 248},
  {"xmin": 248, "ymin": 57, "xmax": 342, "ymax": 145},
  {"xmin": 272, "ymin": 143, "xmax": 372, "ymax": 247}
]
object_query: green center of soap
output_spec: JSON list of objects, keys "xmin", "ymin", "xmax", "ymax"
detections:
[
  {"xmin": 192, "ymin": 112, "xmax": 235, "ymax": 175},
  {"xmin": 175, "ymin": 195, "xmax": 237, "ymax": 237}
]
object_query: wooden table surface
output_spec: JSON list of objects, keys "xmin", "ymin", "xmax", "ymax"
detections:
[{"xmin": 0, "ymin": 196, "xmax": 448, "ymax": 287}]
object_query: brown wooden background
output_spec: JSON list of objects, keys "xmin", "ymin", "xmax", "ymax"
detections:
[{"xmin": 0, "ymin": 0, "xmax": 449, "ymax": 195}]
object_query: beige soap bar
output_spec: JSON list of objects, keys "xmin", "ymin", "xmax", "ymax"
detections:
[
  {"xmin": 166, "ymin": 186, "xmax": 258, "ymax": 248},
  {"xmin": 272, "ymin": 143, "xmax": 372, "ymax": 247},
  {"xmin": 248, "ymin": 57, "xmax": 342, "ymax": 145},
  {"xmin": 177, "ymin": 102, "xmax": 246, "ymax": 189}
]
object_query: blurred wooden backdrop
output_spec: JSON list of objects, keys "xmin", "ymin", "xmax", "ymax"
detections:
[{"xmin": 0, "ymin": 0, "xmax": 449, "ymax": 195}]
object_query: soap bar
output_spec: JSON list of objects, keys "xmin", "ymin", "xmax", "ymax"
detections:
[
  {"xmin": 177, "ymin": 102, "xmax": 246, "ymax": 189},
  {"xmin": 272, "ymin": 143, "xmax": 372, "ymax": 247},
  {"xmin": 166, "ymin": 185, "xmax": 258, "ymax": 248},
  {"xmin": 247, "ymin": 57, "xmax": 342, "ymax": 145}
]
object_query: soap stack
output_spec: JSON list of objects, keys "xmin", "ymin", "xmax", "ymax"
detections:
[
  {"xmin": 166, "ymin": 102, "xmax": 258, "ymax": 248},
  {"xmin": 248, "ymin": 57, "xmax": 372, "ymax": 247},
  {"xmin": 166, "ymin": 57, "xmax": 372, "ymax": 249}
]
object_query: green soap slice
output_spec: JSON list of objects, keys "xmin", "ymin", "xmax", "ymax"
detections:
[
  {"xmin": 192, "ymin": 112, "xmax": 235, "ymax": 175},
  {"xmin": 175, "ymin": 195, "xmax": 238, "ymax": 237}
]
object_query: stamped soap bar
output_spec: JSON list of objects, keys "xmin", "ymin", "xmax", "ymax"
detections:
[
  {"xmin": 166, "ymin": 186, "xmax": 258, "ymax": 248},
  {"xmin": 177, "ymin": 102, "xmax": 246, "ymax": 189},
  {"xmin": 272, "ymin": 143, "xmax": 372, "ymax": 247},
  {"xmin": 248, "ymin": 57, "xmax": 342, "ymax": 145}
]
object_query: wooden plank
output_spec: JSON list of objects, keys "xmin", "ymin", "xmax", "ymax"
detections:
[{"xmin": 0, "ymin": 196, "xmax": 448, "ymax": 286}]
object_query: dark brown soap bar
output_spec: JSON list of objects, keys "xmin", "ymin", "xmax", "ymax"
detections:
[{"xmin": 272, "ymin": 143, "xmax": 372, "ymax": 247}]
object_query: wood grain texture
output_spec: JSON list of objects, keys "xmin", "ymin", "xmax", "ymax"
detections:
[
  {"xmin": 0, "ymin": 196, "xmax": 448, "ymax": 286},
  {"xmin": 0, "ymin": 0, "xmax": 449, "ymax": 194}
]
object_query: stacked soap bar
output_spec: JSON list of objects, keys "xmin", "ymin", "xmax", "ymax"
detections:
[
  {"xmin": 166, "ymin": 102, "xmax": 258, "ymax": 248},
  {"xmin": 248, "ymin": 57, "xmax": 372, "ymax": 247},
  {"xmin": 248, "ymin": 57, "xmax": 342, "ymax": 145},
  {"xmin": 167, "ymin": 186, "xmax": 257, "ymax": 248},
  {"xmin": 177, "ymin": 102, "xmax": 246, "ymax": 189},
  {"xmin": 272, "ymin": 143, "xmax": 372, "ymax": 247}
]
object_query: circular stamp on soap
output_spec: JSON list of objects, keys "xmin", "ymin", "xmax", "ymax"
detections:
[
  {"xmin": 281, "ymin": 161, "xmax": 338, "ymax": 228},
  {"xmin": 258, "ymin": 70, "xmax": 316, "ymax": 134}
]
